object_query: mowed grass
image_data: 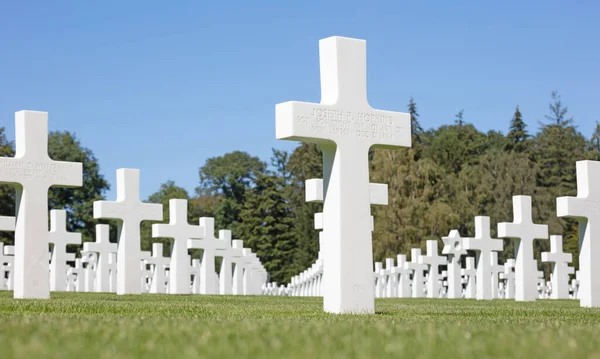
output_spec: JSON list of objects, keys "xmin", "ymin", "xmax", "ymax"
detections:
[{"xmin": 0, "ymin": 292, "xmax": 599, "ymax": 359}]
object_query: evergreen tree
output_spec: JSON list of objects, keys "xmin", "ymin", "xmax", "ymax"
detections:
[
  {"xmin": 408, "ymin": 98, "xmax": 424, "ymax": 143},
  {"xmin": 237, "ymin": 170, "xmax": 299, "ymax": 284},
  {"xmin": 591, "ymin": 121, "xmax": 600, "ymax": 161},
  {"xmin": 545, "ymin": 91, "xmax": 573, "ymax": 126},
  {"xmin": 454, "ymin": 109, "xmax": 465, "ymax": 127},
  {"xmin": 505, "ymin": 106, "xmax": 529, "ymax": 153}
]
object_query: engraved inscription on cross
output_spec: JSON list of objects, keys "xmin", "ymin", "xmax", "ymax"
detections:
[
  {"xmin": 152, "ymin": 199, "xmax": 203, "ymax": 295},
  {"xmin": 0, "ymin": 111, "xmax": 82, "ymax": 299},
  {"xmin": 94, "ymin": 168, "xmax": 163, "ymax": 295},
  {"xmin": 557, "ymin": 160, "xmax": 600, "ymax": 307},
  {"xmin": 498, "ymin": 196, "xmax": 548, "ymax": 302},
  {"xmin": 276, "ymin": 36, "xmax": 411, "ymax": 314}
]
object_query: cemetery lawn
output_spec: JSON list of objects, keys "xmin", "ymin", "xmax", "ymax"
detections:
[{"xmin": 1, "ymin": 293, "xmax": 599, "ymax": 359}]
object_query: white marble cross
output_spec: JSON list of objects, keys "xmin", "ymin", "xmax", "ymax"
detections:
[
  {"xmin": 140, "ymin": 250, "xmax": 152, "ymax": 293},
  {"xmin": 373, "ymin": 262, "xmax": 385, "ymax": 298},
  {"xmin": 48, "ymin": 209, "xmax": 81, "ymax": 292},
  {"xmin": 462, "ymin": 257, "xmax": 477, "ymax": 299},
  {"xmin": 464, "ymin": 216, "xmax": 503, "ymax": 300},
  {"xmin": 490, "ymin": 252, "xmax": 504, "ymax": 299},
  {"xmin": 541, "ymin": 235, "xmax": 573, "ymax": 300},
  {"xmin": 0, "ymin": 111, "xmax": 83, "ymax": 298},
  {"xmin": 498, "ymin": 195, "xmax": 548, "ymax": 302},
  {"xmin": 501, "ymin": 259, "xmax": 516, "ymax": 299},
  {"xmin": 442, "ymin": 230, "xmax": 467, "ymax": 299},
  {"xmin": 383, "ymin": 258, "xmax": 396, "ymax": 298},
  {"xmin": 419, "ymin": 240, "xmax": 446, "ymax": 299},
  {"xmin": 215, "ymin": 229, "xmax": 233, "ymax": 295},
  {"xmin": 146, "ymin": 243, "xmax": 170, "ymax": 294},
  {"xmin": 80, "ymin": 251, "xmax": 97, "ymax": 292},
  {"xmin": 0, "ymin": 216, "xmax": 15, "ymax": 233},
  {"xmin": 152, "ymin": 199, "xmax": 202, "ymax": 294},
  {"xmin": 230, "ymin": 239, "xmax": 245, "ymax": 295},
  {"xmin": 557, "ymin": 160, "xmax": 600, "ymax": 307},
  {"xmin": 187, "ymin": 217, "xmax": 227, "ymax": 295},
  {"xmin": 277, "ymin": 37, "xmax": 411, "ymax": 314},
  {"xmin": 83, "ymin": 224, "xmax": 117, "ymax": 292},
  {"xmin": 405, "ymin": 248, "xmax": 427, "ymax": 298},
  {"xmin": 393, "ymin": 254, "xmax": 411, "ymax": 298},
  {"xmin": 71, "ymin": 258, "xmax": 86, "ymax": 292},
  {"xmin": 94, "ymin": 169, "xmax": 163, "ymax": 295}
]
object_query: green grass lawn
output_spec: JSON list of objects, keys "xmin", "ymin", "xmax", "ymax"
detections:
[{"xmin": 1, "ymin": 292, "xmax": 599, "ymax": 359}]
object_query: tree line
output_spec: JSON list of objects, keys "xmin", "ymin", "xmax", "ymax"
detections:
[{"xmin": 1, "ymin": 91, "xmax": 598, "ymax": 284}]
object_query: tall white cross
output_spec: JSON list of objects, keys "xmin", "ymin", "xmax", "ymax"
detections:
[
  {"xmin": 70, "ymin": 258, "xmax": 86, "ymax": 292},
  {"xmin": 277, "ymin": 37, "xmax": 411, "ymax": 314},
  {"xmin": 215, "ymin": 229, "xmax": 233, "ymax": 295},
  {"xmin": 0, "ymin": 111, "xmax": 82, "ymax": 298},
  {"xmin": 490, "ymin": 252, "xmax": 504, "ymax": 299},
  {"xmin": 80, "ymin": 251, "xmax": 97, "ymax": 292},
  {"xmin": 187, "ymin": 217, "xmax": 227, "ymax": 295},
  {"xmin": 541, "ymin": 235, "xmax": 573, "ymax": 300},
  {"xmin": 146, "ymin": 243, "xmax": 170, "ymax": 294},
  {"xmin": 383, "ymin": 258, "xmax": 396, "ymax": 298},
  {"xmin": 48, "ymin": 209, "xmax": 81, "ymax": 292},
  {"xmin": 405, "ymin": 248, "xmax": 427, "ymax": 298},
  {"xmin": 500, "ymin": 259, "xmax": 516, "ymax": 299},
  {"xmin": 83, "ymin": 224, "xmax": 117, "ymax": 292},
  {"xmin": 419, "ymin": 240, "xmax": 446, "ymax": 299},
  {"xmin": 393, "ymin": 254, "xmax": 411, "ymax": 298},
  {"xmin": 462, "ymin": 257, "xmax": 477, "ymax": 299},
  {"xmin": 230, "ymin": 239, "xmax": 245, "ymax": 295},
  {"xmin": 464, "ymin": 216, "xmax": 503, "ymax": 300},
  {"xmin": 94, "ymin": 168, "xmax": 163, "ymax": 295},
  {"xmin": 152, "ymin": 199, "xmax": 203, "ymax": 294},
  {"xmin": 442, "ymin": 230, "xmax": 467, "ymax": 299},
  {"xmin": 557, "ymin": 160, "xmax": 600, "ymax": 307},
  {"xmin": 498, "ymin": 196, "xmax": 548, "ymax": 302}
]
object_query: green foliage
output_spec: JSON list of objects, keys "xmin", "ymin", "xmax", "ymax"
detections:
[
  {"xmin": 196, "ymin": 151, "xmax": 266, "ymax": 236},
  {"xmin": 47, "ymin": 131, "xmax": 110, "ymax": 244},
  {"xmin": 505, "ymin": 106, "xmax": 529, "ymax": 153},
  {"xmin": 408, "ymin": 97, "xmax": 424, "ymax": 144},
  {"xmin": 238, "ymin": 169, "xmax": 299, "ymax": 284},
  {"xmin": 0, "ymin": 128, "xmax": 15, "ymax": 245}
]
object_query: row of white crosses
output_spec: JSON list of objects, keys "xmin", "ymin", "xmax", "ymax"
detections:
[
  {"xmin": 0, "ymin": 111, "xmax": 269, "ymax": 298},
  {"xmin": 281, "ymin": 191, "xmax": 578, "ymax": 301}
]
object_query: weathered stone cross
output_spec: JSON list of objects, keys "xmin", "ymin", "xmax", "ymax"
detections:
[
  {"xmin": 0, "ymin": 111, "xmax": 82, "ymax": 298},
  {"xmin": 152, "ymin": 199, "xmax": 203, "ymax": 294},
  {"xmin": 82, "ymin": 224, "xmax": 117, "ymax": 292},
  {"xmin": 498, "ymin": 196, "xmax": 548, "ymax": 302},
  {"xmin": 557, "ymin": 161, "xmax": 600, "ymax": 307},
  {"xmin": 49, "ymin": 209, "xmax": 81, "ymax": 292},
  {"xmin": 277, "ymin": 36, "xmax": 411, "ymax": 314},
  {"xmin": 94, "ymin": 168, "xmax": 163, "ymax": 295},
  {"xmin": 464, "ymin": 216, "xmax": 503, "ymax": 300}
]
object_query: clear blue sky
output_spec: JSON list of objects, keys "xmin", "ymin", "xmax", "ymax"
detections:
[{"xmin": 1, "ymin": 1, "xmax": 598, "ymax": 199}]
